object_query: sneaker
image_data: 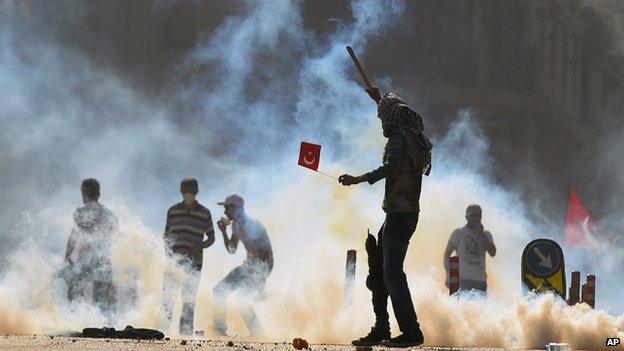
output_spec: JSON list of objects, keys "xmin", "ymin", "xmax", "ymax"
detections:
[
  {"xmin": 380, "ymin": 330, "xmax": 424, "ymax": 348},
  {"xmin": 351, "ymin": 327, "xmax": 391, "ymax": 346}
]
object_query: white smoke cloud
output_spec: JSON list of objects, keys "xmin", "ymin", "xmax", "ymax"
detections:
[{"xmin": 0, "ymin": 0, "xmax": 623, "ymax": 349}]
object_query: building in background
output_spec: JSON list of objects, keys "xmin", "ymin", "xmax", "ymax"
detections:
[{"xmin": 10, "ymin": 0, "xmax": 624, "ymax": 226}]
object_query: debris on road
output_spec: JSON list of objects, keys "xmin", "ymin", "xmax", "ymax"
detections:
[{"xmin": 292, "ymin": 338, "xmax": 309, "ymax": 350}]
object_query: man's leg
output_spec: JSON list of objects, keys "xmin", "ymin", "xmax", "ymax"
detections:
[
  {"xmin": 162, "ymin": 268, "xmax": 179, "ymax": 328},
  {"xmin": 93, "ymin": 280, "xmax": 114, "ymax": 321},
  {"xmin": 179, "ymin": 264, "xmax": 202, "ymax": 335},
  {"xmin": 212, "ymin": 265, "xmax": 246, "ymax": 335},
  {"xmin": 370, "ymin": 228, "xmax": 391, "ymax": 331},
  {"xmin": 381, "ymin": 212, "xmax": 423, "ymax": 346},
  {"xmin": 63, "ymin": 264, "xmax": 82, "ymax": 302},
  {"xmin": 238, "ymin": 263, "xmax": 271, "ymax": 337},
  {"xmin": 238, "ymin": 284, "xmax": 263, "ymax": 337},
  {"xmin": 93, "ymin": 259, "xmax": 114, "ymax": 318},
  {"xmin": 352, "ymin": 225, "xmax": 391, "ymax": 346}
]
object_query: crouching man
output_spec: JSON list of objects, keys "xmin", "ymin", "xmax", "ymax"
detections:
[{"xmin": 213, "ymin": 194, "xmax": 273, "ymax": 337}]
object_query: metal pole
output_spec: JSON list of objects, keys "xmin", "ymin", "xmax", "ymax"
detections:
[
  {"xmin": 449, "ymin": 256, "xmax": 460, "ymax": 295},
  {"xmin": 344, "ymin": 249, "xmax": 357, "ymax": 307}
]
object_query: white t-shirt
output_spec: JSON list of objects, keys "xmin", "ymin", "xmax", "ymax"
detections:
[{"xmin": 447, "ymin": 226, "xmax": 494, "ymax": 282}]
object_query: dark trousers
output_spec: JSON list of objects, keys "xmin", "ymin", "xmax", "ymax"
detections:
[{"xmin": 368, "ymin": 212, "xmax": 420, "ymax": 334}]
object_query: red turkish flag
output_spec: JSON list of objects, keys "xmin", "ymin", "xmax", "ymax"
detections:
[
  {"xmin": 563, "ymin": 188, "xmax": 602, "ymax": 250},
  {"xmin": 298, "ymin": 142, "xmax": 321, "ymax": 171}
]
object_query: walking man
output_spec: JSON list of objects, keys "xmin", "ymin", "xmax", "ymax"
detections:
[
  {"xmin": 162, "ymin": 177, "xmax": 215, "ymax": 335},
  {"xmin": 213, "ymin": 194, "xmax": 273, "ymax": 337},
  {"xmin": 63, "ymin": 178, "xmax": 118, "ymax": 316},
  {"xmin": 443, "ymin": 204, "xmax": 496, "ymax": 293},
  {"xmin": 339, "ymin": 87, "xmax": 432, "ymax": 347}
]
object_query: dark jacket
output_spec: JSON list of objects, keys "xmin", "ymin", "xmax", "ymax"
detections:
[{"xmin": 365, "ymin": 133, "xmax": 422, "ymax": 213}]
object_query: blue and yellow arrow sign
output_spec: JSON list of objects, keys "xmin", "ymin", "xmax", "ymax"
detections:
[{"xmin": 521, "ymin": 239, "xmax": 566, "ymax": 297}]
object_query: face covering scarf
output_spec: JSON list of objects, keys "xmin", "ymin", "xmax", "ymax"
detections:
[{"xmin": 377, "ymin": 91, "xmax": 433, "ymax": 176}]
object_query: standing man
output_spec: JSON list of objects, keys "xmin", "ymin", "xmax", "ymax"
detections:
[
  {"xmin": 443, "ymin": 204, "xmax": 496, "ymax": 293},
  {"xmin": 339, "ymin": 87, "xmax": 432, "ymax": 348},
  {"xmin": 163, "ymin": 177, "xmax": 215, "ymax": 335},
  {"xmin": 64, "ymin": 178, "xmax": 118, "ymax": 316},
  {"xmin": 213, "ymin": 194, "xmax": 273, "ymax": 337}
]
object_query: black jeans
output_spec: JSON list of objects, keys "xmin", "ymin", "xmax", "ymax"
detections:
[{"xmin": 370, "ymin": 211, "xmax": 420, "ymax": 334}]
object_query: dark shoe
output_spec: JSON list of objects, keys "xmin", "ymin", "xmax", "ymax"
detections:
[
  {"xmin": 380, "ymin": 330, "xmax": 424, "ymax": 348},
  {"xmin": 351, "ymin": 327, "xmax": 391, "ymax": 346}
]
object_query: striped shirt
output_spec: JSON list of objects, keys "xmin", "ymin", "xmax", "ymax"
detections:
[{"xmin": 164, "ymin": 201, "xmax": 215, "ymax": 266}]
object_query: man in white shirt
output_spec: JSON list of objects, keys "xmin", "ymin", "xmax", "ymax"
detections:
[{"xmin": 443, "ymin": 204, "xmax": 496, "ymax": 293}]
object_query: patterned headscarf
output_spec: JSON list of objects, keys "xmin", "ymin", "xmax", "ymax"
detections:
[{"xmin": 378, "ymin": 91, "xmax": 432, "ymax": 175}]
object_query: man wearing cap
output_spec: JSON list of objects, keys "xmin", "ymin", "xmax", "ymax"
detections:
[
  {"xmin": 63, "ymin": 178, "xmax": 118, "ymax": 315},
  {"xmin": 339, "ymin": 86, "xmax": 432, "ymax": 348},
  {"xmin": 162, "ymin": 177, "xmax": 215, "ymax": 335},
  {"xmin": 213, "ymin": 194, "xmax": 273, "ymax": 337},
  {"xmin": 443, "ymin": 204, "xmax": 496, "ymax": 293}
]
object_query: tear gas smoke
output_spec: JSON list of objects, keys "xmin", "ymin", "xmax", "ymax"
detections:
[{"xmin": 0, "ymin": 1, "xmax": 623, "ymax": 350}]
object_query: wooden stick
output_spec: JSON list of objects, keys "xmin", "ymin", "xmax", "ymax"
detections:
[
  {"xmin": 316, "ymin": 170, "xmax": 338, "ymax": 180},
  {"xmin": 346, "ymin": 46, "xmax": 372, "ymax": 89}
]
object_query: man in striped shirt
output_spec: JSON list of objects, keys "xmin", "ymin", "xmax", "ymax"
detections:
[{"xmin": 162, "ymin": 177, "xmax": 215, "ymax": 335}]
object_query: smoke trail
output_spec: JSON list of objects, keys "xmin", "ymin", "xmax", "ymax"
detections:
[{"xmin": 1, "ymin": 1, "xmax": 623, "ymax": 350}]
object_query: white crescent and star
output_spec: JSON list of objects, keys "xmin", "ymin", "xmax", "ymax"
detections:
[
  {"xmin": 303, "ymin": 151, "xmax": 316, "ymax": 165},
  {"xmin": 581, "ymin": 216, "xmax": 605, "ymax": 251}
]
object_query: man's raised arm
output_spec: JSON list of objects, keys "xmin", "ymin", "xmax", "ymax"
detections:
[
  {"xmin": 483, "ymin": 231, "xmax": 496, "ymax": 257},
  {"xmin": 218, "ymin": 219, "xmax": 238, "ymax": 254}
]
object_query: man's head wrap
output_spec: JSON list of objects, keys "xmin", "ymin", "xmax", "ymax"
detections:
[{"xmin": 378, "ymin": 91, "xmax": 433, "ymax": 175}]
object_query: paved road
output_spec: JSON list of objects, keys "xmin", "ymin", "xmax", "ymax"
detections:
[{"xmin": 0, "ymin": 334, "xmax": 548, "ymax": 351}]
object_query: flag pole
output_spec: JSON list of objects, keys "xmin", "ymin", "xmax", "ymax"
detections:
[{"xmin": 316, "ymin": 170, "xmax": 338, "ymax": 180}]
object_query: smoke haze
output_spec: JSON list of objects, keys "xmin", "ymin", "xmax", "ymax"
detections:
[{"xmin": 1, "ymin": 0, "xmax": 623, "ymax": 350}]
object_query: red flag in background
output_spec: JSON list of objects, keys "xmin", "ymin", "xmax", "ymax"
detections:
[
  {"xmin": 563, "ymin": 188, "xmax": 603, "ymax": 250},
  {"xmin": 298, "ymin": 142, "xmax": 321, "ymax": 171}
]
